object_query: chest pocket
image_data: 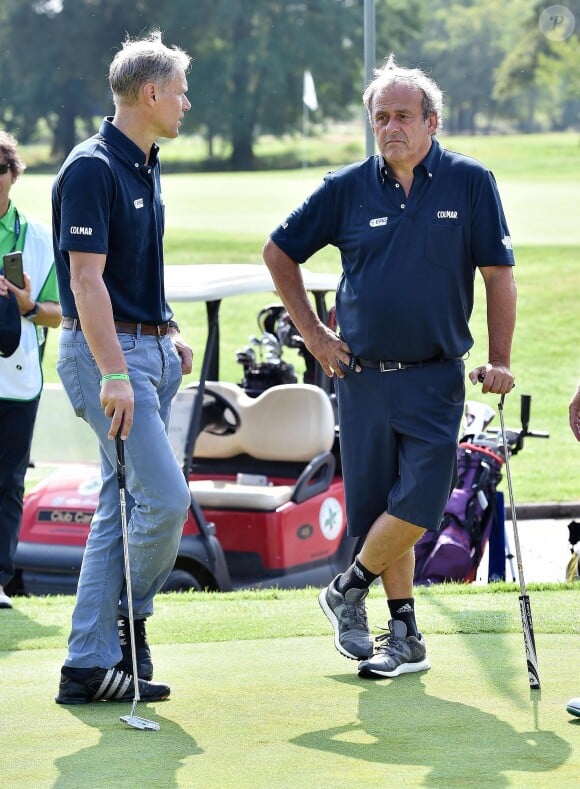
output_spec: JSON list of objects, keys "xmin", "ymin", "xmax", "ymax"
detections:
[{"xmin": 425, "ymin": 221, "xmax": 465, "ymax": 269}]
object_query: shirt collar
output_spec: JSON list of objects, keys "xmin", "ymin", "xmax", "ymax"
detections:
[
  {"xmin": 0, "ymin": 201, "xmax": 16, "ymax": 232},
  {"xmin": 378, "ymin": 136, "xmax": 443, "ymax": 183},
  {"xmin": 99, "ymin": 117, "xmax": 160, "ymax": 169}
]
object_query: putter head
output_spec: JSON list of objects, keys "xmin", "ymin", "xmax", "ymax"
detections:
[{"xmin": 120, "ymin": 714, "xmax": 160, "ymax": 731}]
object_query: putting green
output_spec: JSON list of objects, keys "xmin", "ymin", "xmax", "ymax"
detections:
[{"xmin": 2, "ymin": 633, "xmax": 578, "ymax": 788}]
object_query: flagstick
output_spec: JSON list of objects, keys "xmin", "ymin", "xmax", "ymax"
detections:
[{"xmin": 302, "ymin": 102, "xmax": 309, "ymax": 169}]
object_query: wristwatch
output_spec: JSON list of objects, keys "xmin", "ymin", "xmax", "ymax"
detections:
[{"xmin": 23, "ymin": 302, "xmax": 40, "ymax": 321}]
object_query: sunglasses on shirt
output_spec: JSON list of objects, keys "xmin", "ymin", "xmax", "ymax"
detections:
[{"xmin": 0, "ymin": 164, "xmax": 11, "ymax": 175}]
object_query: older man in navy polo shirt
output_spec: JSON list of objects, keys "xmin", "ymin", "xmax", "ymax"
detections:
[
  {"xmin": 52, "ymin": 31, "xmax": 193, "ymax": 705},
  {"xmin": 263, "ymin": 55, "xmax": 516, "ymax": 679}
]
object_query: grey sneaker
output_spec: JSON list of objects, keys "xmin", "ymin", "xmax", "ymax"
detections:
[
  {"xmin": 318, "ymin": 575, "xmax": 373, "ymax": 660},
  {"xmin": 358, "ymin": 619, "xmax": 430, "ymax": 678}
]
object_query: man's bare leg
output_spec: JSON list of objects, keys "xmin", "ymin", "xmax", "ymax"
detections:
[
  {"xmin": 358, "ymin": 511, "xmax": 425, "ymax": 578},
  {"xmin": 319, "ymin": 510, "xmax": 426, "ymax": 661},
  {"xmin": 358, "ymin": 513, "xmax": 424, "ymax": 636},
  {"xmin": 353, "ymin": 513, "xmax": 430, "ymax": 677}
]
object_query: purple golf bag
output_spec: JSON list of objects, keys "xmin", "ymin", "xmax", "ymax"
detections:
[{"xmin": 414, "ymin": 442, "xmax": 504, "ymax": 585}]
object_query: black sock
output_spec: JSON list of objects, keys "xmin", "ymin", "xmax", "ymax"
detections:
[
  {"xmin": 388, "ymin": 598, "xmax": 419, "ymax": 638},
  {"xmin": 337, "ymin": 556, "xmax": 379, "ymax": 593}
]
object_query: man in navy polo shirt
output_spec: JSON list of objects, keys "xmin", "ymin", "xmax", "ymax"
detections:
[
  {"xmin": 263, "ymin": 55, "xmax": 516, "ymax": 679},
  {"xmin": 52, "ymin": 31, "xmax": 193, "ymax": 704}
]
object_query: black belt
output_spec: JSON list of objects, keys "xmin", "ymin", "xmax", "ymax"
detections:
[
  {"xmin": 354, "ymin": 354, "xmax": 446, "ymax": 372},
  {"xmin": 62, "ymin": 317, "xmax": 170, "ymax": 337}
]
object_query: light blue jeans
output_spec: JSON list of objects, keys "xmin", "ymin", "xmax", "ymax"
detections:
[{"xmin": 57, "ymin": 325, "xmax": 191, "ymax": 669}]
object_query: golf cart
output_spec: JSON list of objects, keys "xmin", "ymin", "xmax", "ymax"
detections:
[{"xmin": 14, "ymin": 264, "xmax": 360, "ymax": 594}]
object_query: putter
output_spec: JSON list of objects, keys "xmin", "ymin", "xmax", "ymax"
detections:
[
  {"xmin": 115, "ymin": 433, "xmax": 160, "ymax": 731},
  {"xmin": 497, "ymin": 395, "xmax": 541, "ymax": 690}
]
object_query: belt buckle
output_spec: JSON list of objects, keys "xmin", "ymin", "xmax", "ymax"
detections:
[{"xmin": 379, "ymin": 361, "xmax": 404, "ymax": 372}]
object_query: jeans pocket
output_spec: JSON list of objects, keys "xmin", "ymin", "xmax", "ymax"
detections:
[
  {"xmin": 117, "ymin": 334, "xmax": 138, "ymax": 354},
  {"xmin": 57, "ymin": 351, "xmax": 86, "ymax": 418}
]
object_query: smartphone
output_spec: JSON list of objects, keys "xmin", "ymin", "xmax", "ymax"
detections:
[{"xmin": 2, "ymin": 251, "xmax": 25, "ymax": 289}]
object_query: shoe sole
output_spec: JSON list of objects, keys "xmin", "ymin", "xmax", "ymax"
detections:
[
  {"xmin": 318, "ymin": 588, "xmax": 372, "ymax": 661},
  {"xmin": 358, "ymin": 657, "xmax": 431, "ymax": 678},
  {"xmin": 55, "ymin": 690, "xmax": 170, "ymax": 705}
]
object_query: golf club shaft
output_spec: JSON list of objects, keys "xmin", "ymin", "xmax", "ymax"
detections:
[
  {"xmin": 498, "ymin": 396, "xmax": 526, "ymax": 598},
  {"xmin": 498, "ymin": 395, "xmax": 541, "ymax": 689},
  {"xmin": 116, "ymin": 434, "xmax": 141, "ymax": 703}
]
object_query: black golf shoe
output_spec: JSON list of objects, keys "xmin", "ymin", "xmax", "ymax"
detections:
[
  {"xmin": 55, "ymin": 666, "xmax": 170, "ymax": 705},
  {"xmin": 116, "ymin": 616, "xmax": 154, "ymax": 680}
]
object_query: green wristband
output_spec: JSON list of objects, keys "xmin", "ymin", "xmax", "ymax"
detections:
[{"xmin": 100, "ymin": 373, "xmax": 130, "ymax": 385}]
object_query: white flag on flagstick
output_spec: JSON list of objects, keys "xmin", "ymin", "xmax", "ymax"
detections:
[{"xmin": 303, "ymin": 70, "xmax": 318, "ymax": 111}]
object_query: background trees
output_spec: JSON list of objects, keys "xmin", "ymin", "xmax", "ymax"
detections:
[{"xmin": 0, "ymin": 0, "xmax": 578, "ymax": 168}]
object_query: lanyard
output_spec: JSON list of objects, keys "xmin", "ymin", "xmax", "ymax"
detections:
[{"xmin": 11, "ymin": 208, "xmax": 21, "ymax": 252}]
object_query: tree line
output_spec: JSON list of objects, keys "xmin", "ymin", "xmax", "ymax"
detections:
[{"xmin": 0, "ymin": 0, "xmax": 578, "ymax": 170}]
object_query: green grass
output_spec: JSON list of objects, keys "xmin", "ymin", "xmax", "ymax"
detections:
[
  {"xmin": 3, "ymin": 583, "xmax": 579, "ymax": 650},
  {"xmin": 1, "ymin": 587, "xmax": 579, "ymax": 788}
]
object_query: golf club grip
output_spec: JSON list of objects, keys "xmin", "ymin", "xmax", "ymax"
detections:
[
  {"xmin": 519, "ymin": 594, "xmax": 541, "ymax": 689},
  {"xmin": 520, "ymin": 394, "xmax": 531, "ymax": 432},
  {"xmin": 115, "ymin": 434, "xmax": 126, "ymax": 489}
]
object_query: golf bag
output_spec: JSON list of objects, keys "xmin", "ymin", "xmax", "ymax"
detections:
[
  {"xmin": 566, "ymin": 520, "xmax": 580, "ymax": 582},
  {"xmin": 236, "ymin": 303, "xmax": 317, "ymax": 397},
  {"xmin": 414, "ymin": 442, "xmax": 504, "ymax": 585}
]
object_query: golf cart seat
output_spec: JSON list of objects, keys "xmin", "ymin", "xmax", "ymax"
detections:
[{"xmin": 188, "ymin": 382, "xmax": 336, "ymax": 510}]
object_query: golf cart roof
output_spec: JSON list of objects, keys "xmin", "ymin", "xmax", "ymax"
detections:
[{"xmin": 164, "ymin": 264, "xmax": 339, "ymax": 303}]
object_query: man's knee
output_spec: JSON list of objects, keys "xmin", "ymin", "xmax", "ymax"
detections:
[{"xmin": 153, "ymin": 479, "xmax": 191, "ymax": 529}]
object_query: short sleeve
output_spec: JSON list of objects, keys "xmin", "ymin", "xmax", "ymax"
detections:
[
  {"xmin": 57, "ymin": 157, "xmax": 113, "ymax": 254},
  {"xmin": 471, "ymin": 171, "xmax": 515, "ymax": 268},
  {"xmin": 269, "ymin": 177, "xmax": 335, "ymax": 263}
]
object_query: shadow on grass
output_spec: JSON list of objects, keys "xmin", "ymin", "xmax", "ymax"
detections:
[
  {"xmin": 53, "ymin": 704, "xmax": 202, "ymax": 788},
  {"xmin": 292, "ymin": 673, "xmax": 570, "ymax": 787},
  {"xmin": 0, "ymin": 607, "xmax": 61, "ymax": 653},
  {"xmin": 421, "ymin": 593, "xmax": 524, "ymax": 705}
]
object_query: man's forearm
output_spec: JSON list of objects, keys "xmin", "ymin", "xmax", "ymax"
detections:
[
  {"xmin": 485, "ymin": 268, "xmax": 517, "ymax": 366},
  {"xmin": 262, "ymin": 239, "xmax": 322, "ymax": 340},
  {"xmin": 70, "ymin": 258, "xmax": 127, "ymax": 376}
]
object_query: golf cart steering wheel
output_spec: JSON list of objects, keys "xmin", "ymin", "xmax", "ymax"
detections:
[{"xmin": 198, "ymin": 387, "xmax": 241, "ymax": 436}]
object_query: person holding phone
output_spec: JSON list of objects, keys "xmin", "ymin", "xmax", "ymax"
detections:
[{"xmin": 0, "ymin": 130, "xmax": 62, "ymax": 610}]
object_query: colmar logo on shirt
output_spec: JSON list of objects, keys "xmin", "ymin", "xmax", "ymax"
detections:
[
  {"xmin": 369, "ymin": 216, "xmax": 389, "ymax": 227},
  {"xmin": 69, "ymin": 226, "xmax": 93, "ymax": 236},
  {"xmin": 436, "ymin": 210, "xmax": 459, "ymax": 219},
  {"xmin": 501, "ymin": 235, "xmax": 513, "ymax": 250}
]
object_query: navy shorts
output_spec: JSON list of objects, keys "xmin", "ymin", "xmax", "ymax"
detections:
[{"xmin": 334, "ymin": 358, "xmax": 465, "ymax": 536}]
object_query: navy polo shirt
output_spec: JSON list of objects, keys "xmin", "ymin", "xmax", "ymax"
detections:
[
  {"xmin": 270, "ymin": 138, "xmax": 515, "ymax": 361},
  {"xmin": 52, "ymin": 117, "xmax": 172, "ymax": 324}
]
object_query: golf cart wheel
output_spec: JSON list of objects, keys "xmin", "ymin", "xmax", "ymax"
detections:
[{"xmin": 161, "ymin": 569, "xmax": 203, "ymax": 593}]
